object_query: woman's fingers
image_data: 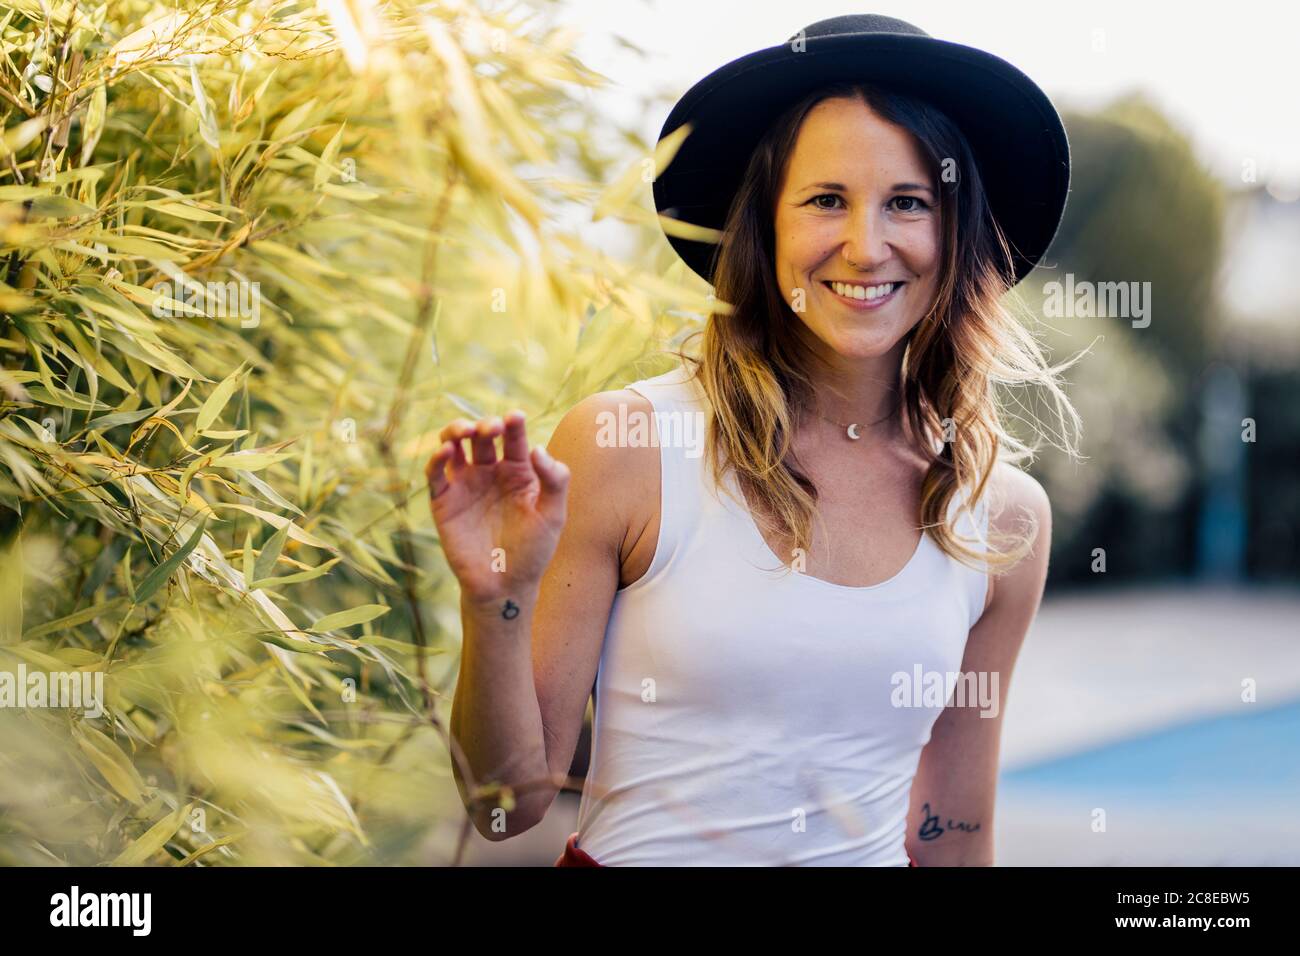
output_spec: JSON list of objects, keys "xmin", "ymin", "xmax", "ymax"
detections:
[
  {"xmin": 438, "ymin": 418, "xmax": 475, "ymax": 443},
  {"xmin": 425, "ymin": 441, "xmax": 454, "ymax": 499},
  {"xmin": 438, "ymin": 419, "xmax": 474, "ymax": 474},
  {"xmin": 470, "ymin": 417, "xmax": 503, "ymax": 466},
  {"xmin": 501, "ymin": 410, "xmax": 530, "ymax": 462},
  {"xmin": 435, "ymin": 412, "xmax": 530, "ymax": 473}
]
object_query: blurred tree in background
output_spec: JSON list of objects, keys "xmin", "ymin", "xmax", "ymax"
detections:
[
  {"xmin": 1021, "ymin": 92, "xmax": 1298, "ymax": 587},
  {"xmin": 1020, "ymin": 94, "xmax": 1228, "ymax": 585},
  {"xmin": 0, "ymin": 0, "xmax": 703, "ymax": 864}
]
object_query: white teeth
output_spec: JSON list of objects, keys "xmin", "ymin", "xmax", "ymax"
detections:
[{"xmin": 831, "ymin": 281, "xmax": 896, "ymax": 300}]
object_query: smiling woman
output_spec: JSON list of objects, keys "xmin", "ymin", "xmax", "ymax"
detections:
[
  {"xmin": 429, "ymin": 13, "xmax": 1086, "ymax": 866},
  {"xmin": 695, "ymin": 73, "xmax": 1074, "ymax": 571},
  {"xmin": 777, "ymin": 95, "xmax": 941, "ymax": 353}
]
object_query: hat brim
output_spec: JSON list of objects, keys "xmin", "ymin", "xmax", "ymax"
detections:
[{"xmin": 652, "ymin": 33, "xmax": 1070, "ymax": 288}]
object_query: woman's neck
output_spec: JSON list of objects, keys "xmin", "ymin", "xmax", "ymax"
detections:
[{"xmin": 797, "ymin": 356, "xmax": 908, "ymax": 450}]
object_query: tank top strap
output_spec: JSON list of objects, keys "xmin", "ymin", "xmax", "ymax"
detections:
[
  {"xmin": 949, "ymin": 479, "xmax": 992, "ymax": 629},
  {"xmin": 622, "ymin": 364, "xmax": 711, "ymax": 586}
]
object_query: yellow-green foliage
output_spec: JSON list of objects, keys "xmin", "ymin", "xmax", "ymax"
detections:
[{"xmin": 0, "ymin": 0, "xmax": 709, "ymax": 864}]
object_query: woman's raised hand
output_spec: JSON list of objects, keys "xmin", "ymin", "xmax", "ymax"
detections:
[{"xmin": 425, "ymin": 411, "xmax": 571, "ymax": 605}]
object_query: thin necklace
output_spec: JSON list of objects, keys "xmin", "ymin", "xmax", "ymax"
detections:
[{"xmin": 813, "ymin": 399, "xmax": 900, "ymax": 441}]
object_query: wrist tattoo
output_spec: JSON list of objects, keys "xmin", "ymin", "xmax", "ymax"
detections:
[
  {"xmin": 917, "ymin": 802, "xmax": 981, "ymax": 841},
  {"xmin": 501, "ymin": 598, "xmax": 519, "ymax": 620}
]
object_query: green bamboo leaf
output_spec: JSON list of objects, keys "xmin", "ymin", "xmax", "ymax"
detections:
[
  {"xmin": 176, "ymin": 452, "xmax": 210, "ymax": 505},
  {"xmin": 270, "ymin": 98, "xmax": 316, "ymax": 142},
  {"xmin": 208, "ymin": 451, "xmax": 291, "ymax": 471},
  {"xmin": 261, "ymin": 631, "xmax": 335, "ymax": 654},
  {"xmin": 216, "ymin": 504, "xmax": 334, "ymax": 550},
  {"xmin": 357, "ymin": 633, "xmax": 451, "ymax": 654},
  {"xmin": 189, "ymin": 60, "xmax": 220, "ymax": 152},
  {"xmin": 315, "ymin": 122, "xmax": 345, "ymax": 189},
  {"xmin": 64, "ymin": 320, "xmax": 134, "ymax": 392},
  {"xmin": 151, "ymin": 200, "xmax": 229, "ymax": 222},
  {"xmin": 242, "ymin": 529, "xmax": 255, "ymax": 589},
  {"xmin": 134, "ymin": 519, "xmax": 207, "ymax": 603},
  {"xmin": 4, "ymin": 642, "xmax": 71, "ymax": 670},
  {"xmin": 81, "ymin": 232, "xmax": 186, "ymax": 260},
  {"xmin": 309, "ymin": 604, "xmax": 390, "ymax": 633},
  {"xmin": 341, "ymin": 537, "xmax": 397, "ymax": 585},
  {"xmin": 253, "ymin": 239, "xmax": 348, "ymax": 277},
  {"xmin": 239, "ymin": 469, "xmax": 303, "ymax": 515},
  {"xmin": 253, "ymin": 520, "xmax": 290, "ymax": 584},
  {"xmin": 195, "ymin": 363, "xmax": 246, "ymax": 433},
  {"xmin": 0, "ymin": 184, "xmax": 51, "ymax": 200},
  {"xmin": 175, "ymin": 831, "xmax": 245, "ymax": 867},
  {"xmin": 80, "ymin": 82, "xmax": 106, "ymax": 165},
  {"xmin": 85, "ymin": 405, "xmax": 159, "ymax": 432},
  {"xmin": 47, "ymin": 647, "xmax": 103, "ymax": 666},
  {"xmin": 252, "ymin": 557, "xmax": 341, "ymax": 588},
  {"xmin": 118, "ymin": 545, "xmax": 134, "ymax": 600},
  {"xmin": 24, "ymin": 598, "xmax": 128, "ymax": 640},
  {"xmin": 297, "ymin": 436, "xmax": 314, "ymax": 505},
  {"xmin": 75, "ymin": 724, "xmax": 147, "ymax": 805},
  {"xmin": 111, "ymin": 804, "xmax": 188, "ymax": 866},
  {"xmin": 200, "ymin": 428, "xmax": 249, "ymax": 440},
  {"xmin": 1, "ymin": 115, "xmax": 51, "ymax": 155},
  {"xmin": 25, "ymin": 385, "xmax": 104, "ymax": 410},
  {"xmin": 27, "ymin": 195, "xmax": 99, "ymax": 219}
]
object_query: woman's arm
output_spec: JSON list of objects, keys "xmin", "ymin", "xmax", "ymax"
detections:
[
  {"xmin": 904, "ymin": 462, "xmax": 1052, "ymax": 866},
  {"xmin": 435, "ymin": 390, "xmax": 654, "ymax": 841}
]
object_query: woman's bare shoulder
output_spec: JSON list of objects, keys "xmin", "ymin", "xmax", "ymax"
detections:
[
  {"xmin": 546, "ymin": 389, "xmax": 660, "ymax": 562},
  {"xmin": 986, "ymin": 460, "xmax": 1051, "ymax": 539},
  {"xmin": 982, "ymin": 460, "xmax": 1051, "ymax": 612},
  {"xmin": 548, "ymin": 389, "xmax": 658, "ymax": 471}
]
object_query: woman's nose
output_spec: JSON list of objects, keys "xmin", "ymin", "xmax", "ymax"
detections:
[{"xmin": 840, "ymin": 207, "xmax": 892, "ymax": 270}]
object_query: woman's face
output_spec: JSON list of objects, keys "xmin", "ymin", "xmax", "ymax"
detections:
[{"xmin": 773, "ymin": 96, "xmax": 942, "ymax": 362}]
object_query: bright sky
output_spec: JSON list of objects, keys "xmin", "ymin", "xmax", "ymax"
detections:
[{"xmin": 553, "ymin": 0, "xmax": 1300, "ymax": 193}]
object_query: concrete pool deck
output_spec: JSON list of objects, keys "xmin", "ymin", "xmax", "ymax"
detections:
[{"xmin": 999, "ymin": 584, "xmax": 1300, "ymax": 770}]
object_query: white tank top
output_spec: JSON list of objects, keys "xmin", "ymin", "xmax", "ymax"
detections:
[{"xmin": 573, "ymin": 363, "xmax": 990, "ymax": 865}]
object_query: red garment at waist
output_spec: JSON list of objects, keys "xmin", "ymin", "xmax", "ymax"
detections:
[{"xmin": 554, "ymin": 832, "xmax": 919, "ymax": 866}]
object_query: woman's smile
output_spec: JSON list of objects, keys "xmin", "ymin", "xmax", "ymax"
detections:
[{"xmin": 821, "ymin": 278, "xmax": 907, "ymax": 311}]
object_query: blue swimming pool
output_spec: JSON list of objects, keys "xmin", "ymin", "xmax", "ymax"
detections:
[{"xmin": 1000, "ymin": 698, "xmax": 1300, "ymax": 799}]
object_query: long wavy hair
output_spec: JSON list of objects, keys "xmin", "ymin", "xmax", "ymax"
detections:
[{"xmin": 668, "ymin": 81, "xmax": 1083, "ymax": 574}]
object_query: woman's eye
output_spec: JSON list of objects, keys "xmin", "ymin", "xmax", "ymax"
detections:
[
  {"xmin": 808, "ymin": 193, "xmax": 844, "ymax": 210},
  {"xmin": 891, "ymin": 195, "xmax": 930, "ymax": 212}
]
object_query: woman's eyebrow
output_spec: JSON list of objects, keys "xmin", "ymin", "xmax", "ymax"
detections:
[{"xmin": 799, "ymin": 180, "xmax": 935, "ymax": 194}]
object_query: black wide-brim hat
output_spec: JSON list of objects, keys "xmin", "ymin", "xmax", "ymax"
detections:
[{"xmin": 653, "ymin": 13, "xmax": 1070, "ymax": 288}]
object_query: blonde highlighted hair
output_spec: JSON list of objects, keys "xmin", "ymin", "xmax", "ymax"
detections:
[{"xmin": 664, "ymin": 81, "xmax": 1084, "ymax": 575}]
